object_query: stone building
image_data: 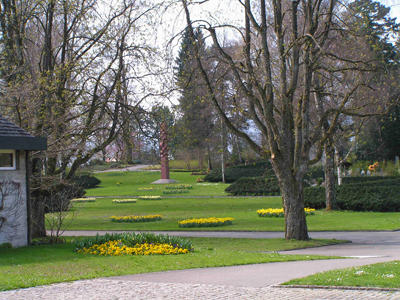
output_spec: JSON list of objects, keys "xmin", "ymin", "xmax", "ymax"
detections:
[{"xmin": 0, "ymin": 115, "xmax": 46, "ymax": 247}]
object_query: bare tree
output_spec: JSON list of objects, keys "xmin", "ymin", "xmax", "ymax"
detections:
[{"xmin": 181, "ymin": 0, "xmax": 381, "ymax": 239}]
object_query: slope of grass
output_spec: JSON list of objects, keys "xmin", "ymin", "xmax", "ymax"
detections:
[
  {"xmin": 0, "ymin": 237, "xmax": 341, "ymax": 291},
  {"xmin": 64, "ymin": 196, "xmax": 400, "ymax": 231},
  {"xmin": 85, "ymin": 171, "xmax": 229, "ymax": 197},
  {"xmin": 284, "ymin": 261, "xmax": 400, "ymax": 288}
]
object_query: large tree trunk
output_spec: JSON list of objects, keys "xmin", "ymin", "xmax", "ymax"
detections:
[
  {"xmin": 324, "ymin": 141, "xmax": 336, "ymax": 210},
  {"xmin": 273, "ymin": 161, "xmax": 309, "ymax": 240},
  {"xmin": 30, "ymin": 196, "xmax": 46, "ymax": 238},
  {"xmin": 281, "ymin": 182, "xmax": 309, "ymax": 240}
]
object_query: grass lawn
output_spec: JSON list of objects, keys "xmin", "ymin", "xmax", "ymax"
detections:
[
  {"xmin": 65, "ymin": 196, "xmax": 400, "ymax": 231},
  {"xmin": 284, "ymin": 261, "xmax": 400, "ymax": 288},
  {"xmin": 85, "ymin": 171, "xmax": 229, "ymax": 197},
  {"xmin": 0, "ymin": 237, "xmax": 342, "ymax": 291},
  {"xmin": 64, "ymin": 171, "xmax": 400, "ymax": 231}
]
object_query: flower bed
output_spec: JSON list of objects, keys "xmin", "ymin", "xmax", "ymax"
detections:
[
  {"xmin": 165, "ymin": 184, "xmax": 193, "ymax": 190},
  {"xmin": 138, "ymin": 196, "xmax": 161, "ymax": 200},
  {"xmin": 74, "ymin": 232, "xmax": 192, "ymax": 256},
  {"xmin": 112, "ymin": 199, "xmax": 137, "ymax": 204},
  {"xmin": 138, "ymin": 187, "xmax": 154, "ymax": 191},
  {"xmin": 257, "ymin": 208, "xmax": 316, "ymax": 217},
  {"xmin": 178, "ymin": 217, "xmax": 234, "ymax": 228},
  {"xmin": 163, "ymin": 189, "xmax": 189, "ymax": 194},
  {"xmin": 71, "ymin": 197, "xmax": 96, "ymax": 203},
  {"xmin": 110, "ymin": 214, "xmax": 162, "ymax": 222}
]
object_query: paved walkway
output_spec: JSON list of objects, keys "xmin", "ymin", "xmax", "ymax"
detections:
[
  {"xmin": 3, "ymin": 230, "xmax": 400, "ymax": 299},
  {"xmin": 94, "ymin": 164, "xmax": 154, "ymax": 173}
]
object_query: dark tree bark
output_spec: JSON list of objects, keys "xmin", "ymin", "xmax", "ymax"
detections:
[{"xmin": 324, "ymin": 140, "xmax": 336, "ymax": 210}]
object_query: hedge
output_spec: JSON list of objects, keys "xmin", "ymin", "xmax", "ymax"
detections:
[
  {"xmin": 304, "ymin": 184, "xmax": 400, "ymax": 212},
  {"xmin": 225, "ymin": 176, "xmax": 280, "ymax": 196},
  {"xmin": 341, "ymin": 176, "xmax": 399, "ymax": 184},
  {"xmin": 204, "ymin": 161, "xmax": 273, "ymax": 183},
  {"xmin": 71, "ymin": 174, "xmax": 101, "ymax": 189}
]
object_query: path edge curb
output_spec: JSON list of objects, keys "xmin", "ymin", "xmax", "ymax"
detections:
[{"xmin": 273, "ymin": 284, "xmax": 400, "ymax": 292}]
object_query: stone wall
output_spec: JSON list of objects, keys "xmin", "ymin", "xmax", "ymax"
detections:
[{"xmin": 0, "ymin": 151, "xmax": 28, "ymax": 247}]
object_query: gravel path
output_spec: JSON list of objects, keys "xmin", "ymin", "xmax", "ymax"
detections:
[
  {"xmin": 2, "ymin": 279, "xmax": 400, "ymax": 300},
  {"xmin": 3, "ymin": 230, "xmax": 400, "ymax": 299}
]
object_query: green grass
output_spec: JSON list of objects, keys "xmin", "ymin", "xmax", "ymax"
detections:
[
  {"xmin": 69, "ymin": 171, "xmax": 400, "ymax": 231},
  {"xmin": 284, "ymin": 261, "xmax": 400, "ymax": 288},
  {"xmin": 85, "ymin": 171, "xmax": 228, "ymax": 197},
  {"xmin": 65, "ymin": 196, "xmax": 400, "ymax": 231},
  {"xmin": 0, "ymin": 237, "xmax": 341, "ymax": 291}
]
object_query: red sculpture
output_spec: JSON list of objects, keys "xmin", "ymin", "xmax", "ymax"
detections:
[{"xmin": 160, "ymin": 121, "xmax": 169, "ymax": 180}]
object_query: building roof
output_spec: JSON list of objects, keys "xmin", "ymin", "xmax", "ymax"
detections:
[{"xmin": 0, "ymin": 114, "xmax": 47, "ymax": 150}]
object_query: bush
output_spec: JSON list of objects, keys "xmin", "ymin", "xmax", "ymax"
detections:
[
  {"xmin": 204, "ymin": 161, "xmax": 272, "ymax": 183},
  {"xmin": 71, "ymin": 174, "xmax": 101, "ymax": 189},
  {"xmin": 32, "ymin": 180, "xmax": 85, "ymax": 213},
  {"xmin": 342, "ymin": 176, "xmax": 399, "ymax": 184},
  {"xmin": 304, "ymin": 184, "xmax": 400, "ymax": 212},
  {"xmin": 225, "ymin": 176, "xmax": 280, "ymax": 196},
  {"xmin": 304, "ymin": 165, "xmax": 325, "ymax": 186}
]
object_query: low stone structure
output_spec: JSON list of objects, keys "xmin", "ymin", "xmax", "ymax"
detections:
[{"xmin": 0, "ymin": 115, "xmax": 46, "ymax": 247}]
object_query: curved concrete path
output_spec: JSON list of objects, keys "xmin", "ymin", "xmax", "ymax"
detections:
[
  {"xmin": 4, "ymin": 230, "xmax": 400, "ymax": 299},
  {"xmin": 93, "ymin": 164, "xmax": 154, "ymax": 173},
  {"xmin": 61, "ymin": 230, "xmax": 400, "ymax": 286}
]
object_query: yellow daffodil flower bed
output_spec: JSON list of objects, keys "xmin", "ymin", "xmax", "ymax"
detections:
[
  {"xmin": 138, "ymin": 187, "xmax": 154, "ymax": 191},
  {"xmin": 165, "ymin": 184, "xmax": 193, "ymax": 190},
  {"xmin": 163, "ymin": 189, "xmax": 189, "ymax": 194},
  {"xmin": 110, "ymin": 214, "xmax": 162, "ymax": 222},
  {"xmin": 74, "ymin": 232, "xmax": 193, "ymax": 256},
  {"xmin": 178, "ymin": 217, "xmax": 234, "ymax": 228},
  {"xmin": 71, "ymin": 197, "xmax": 96, "ymax": 203},
  {"xmin": 77, "ymin": 240, "xmax": 189, "ymax": 256},
  {"xmin": 138, "ymin": 195, "xmax": 161, "ymax": 200},
  {"xmin": 257, "ymin": 208, "xmax": 316, "ymax": 217},
  {"xmin": 112, "ymin": 199, "xmax": 137, "ymax": 204}
]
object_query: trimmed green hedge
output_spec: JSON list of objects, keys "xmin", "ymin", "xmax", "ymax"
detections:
[
  {"xmin": 204, "ymin": 161, "xmax": 273, "ymax": 183},
  {"xmin": 71, "ymin": 175, "xmax": 101, "ymax": 189},
  {"xmin": 304, "ymin": 183, "xmax": 400, "ymax": 212},
  {"xmin": 342, "ymin": 176, "xmax": 398, "ymax": 184},
  {"xmin": 225, "ymin": 176, "xmax": 280, "ymax": 196}
]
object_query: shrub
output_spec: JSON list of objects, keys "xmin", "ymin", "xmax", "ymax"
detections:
[
  {"xmin": 71, "ymin": 174, "xmax": 101, "ymax": 189},
  {"xmin": 32, "ymin": 180, "xmax": 85, "ymax": 213},
  {"xmin": 204, "ymin": 161, "xmax": 272, "ymax": 183},
  {"xmin": 304, "ymin": 184, "xmax": 400, "ymax": 212},
  {"xmin": 304, "ymin": 165, "xmax": 325, "ymax": 186},
  {"xmin": 225, "ymin": 176, "xmax": 280, "ymax": 196},
  {"xmin": 342, "ymin": 176, "xmax": 399, "ymax": 184},
  {"xmin": 178, "ymin": 217, "xmax": 234, "ymax": 228},
  {"xmin": 110, "ymin": 214, "xmax": 162, "ymax": 222}
]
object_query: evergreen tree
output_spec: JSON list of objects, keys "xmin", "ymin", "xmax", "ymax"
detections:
[{"xmin": 174, "ymin": 28, "xmax": 215, "ymax": 168}]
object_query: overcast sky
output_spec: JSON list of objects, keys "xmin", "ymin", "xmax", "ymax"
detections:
[{"xmin": 379, "ymin": 0, "xmax": 400, "ymax": 18}]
